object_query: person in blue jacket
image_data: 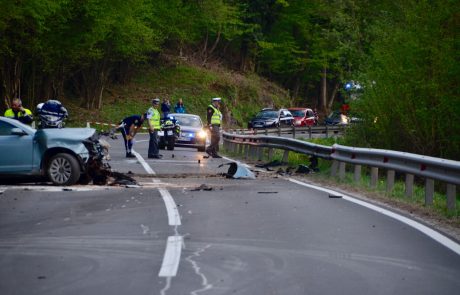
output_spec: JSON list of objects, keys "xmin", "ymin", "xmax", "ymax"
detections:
[
  {"xmin": 174, "ymin": 98, "xmax": 186, "ymax": 113},
  {"xmin": 117, "ymin": 114, "xmax": 146, "ymax": 158}
]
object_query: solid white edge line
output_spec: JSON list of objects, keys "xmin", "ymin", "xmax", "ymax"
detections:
[
  {"xmin": 158, "ymin": 236, "xmax": 183, "ymax": 277},
  {"xmin": 158, "ymin": 188, "xmax": 182, "ymax": 226},
  {"xmin": 132, "ymin": 149, "xmax": 156, "ymax": 175},
  {"xmin": 288, "ymin": 178, "xmax": 460, "ymax": 256}
]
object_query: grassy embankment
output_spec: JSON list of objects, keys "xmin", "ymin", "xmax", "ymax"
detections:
[{"xmin": 65, "ymin": 59, "xmax": 289, "ymax": 129}]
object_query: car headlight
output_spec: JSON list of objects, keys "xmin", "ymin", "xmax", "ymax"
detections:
[{"xmin": 198, "ymin": 130, "xmax": 207, "ymax": 139}]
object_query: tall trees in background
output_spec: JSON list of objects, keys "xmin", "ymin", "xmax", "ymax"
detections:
[
  {"xmin": 0, "ymin": 0, "xmax": 457, "ymax": 158},
  {"xmin": 349, "ymin": 0, "xmax": 460, "ymax": 159}
]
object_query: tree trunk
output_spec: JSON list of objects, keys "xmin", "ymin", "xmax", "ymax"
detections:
[
  {"xmin": 327, "ymin": 82, "xmax": 340, "ymax": 112},
  {"xmin": 321, "ymin": 66, "xmax": 327, "ymax": 114}
]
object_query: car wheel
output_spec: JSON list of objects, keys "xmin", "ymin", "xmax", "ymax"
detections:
[{"xmin": 47, "ymin": 153, "xmax": 81, "ymax": 186}]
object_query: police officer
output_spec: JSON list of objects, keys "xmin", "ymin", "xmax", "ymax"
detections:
[
  {"xmin": 4, "ymin": 98, "xmax": 33, "ymax": 125},
  {"xmin": 206, "ymin": 97, "xmax": 223, "ymax": 158},
  {"xmin": 147, "ymin": 98, "xmax": 163, "ymax": 159},
  {"xmin": 118, "ymin": 113, "xmax": 146, "ymax": 158}
]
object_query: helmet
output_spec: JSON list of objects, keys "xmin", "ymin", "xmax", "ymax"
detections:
[
  {"xmin": 212, "ymin": 97, "xmax": 222, "ymax": 102},
  {"xmin": 152, "ymin": 98, "xmax": 160, "ymax": 105},
  {"xmin": 37, "ymin": 100, "xmax": 68, "ymax": 128}
]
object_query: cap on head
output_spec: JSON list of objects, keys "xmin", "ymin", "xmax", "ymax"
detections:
[
  {"xmin": 212, "ymin": 97, "xmax": 222, "ymax": 102},
  {"xmin": 152, "ymin": 98, "xmax": 160, "ymax": 105}
]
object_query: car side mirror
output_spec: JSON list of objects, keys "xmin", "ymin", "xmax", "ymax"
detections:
[{"xmin": 11, "ymin": 128, "xmax": 27, "ymax": 136}]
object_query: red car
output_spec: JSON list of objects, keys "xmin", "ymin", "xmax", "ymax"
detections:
[{"xmin": 288, "ymin": 108, "xmax": 318, "ymax": 127}]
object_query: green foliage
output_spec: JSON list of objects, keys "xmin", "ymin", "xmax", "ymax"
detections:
[{"xmin": 347, "ymin": 0, "xmax": 460, "ymax": 160}]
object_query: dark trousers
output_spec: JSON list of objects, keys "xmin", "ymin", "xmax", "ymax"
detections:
[
  {"xmin": 207, "ymin": 125, "xmax": 220, "ymax": 155},
  {"xmin": 120, "ymin": 127, "xmax": 133, "ymax": 154},
  {"xmin": 148, "ymin": 130, "xmax": 159, "ymax": 157}
]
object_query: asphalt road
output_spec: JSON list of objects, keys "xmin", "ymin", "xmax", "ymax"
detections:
[{"xmin": 0, "ymin": 133, "xmax": 459, "ymax": 295}]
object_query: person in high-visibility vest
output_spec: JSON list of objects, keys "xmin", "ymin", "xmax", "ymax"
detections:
[
  {"xmin": 4, "ymin": 98, "xmax": 33, "ymax": 125},
  {"xmin": 147, "ymin": 98, "xmax": 163, "ymax": 159},
  {"xmin": 206, "ymin": 97, "xmax": 223, "ymax": 158}
]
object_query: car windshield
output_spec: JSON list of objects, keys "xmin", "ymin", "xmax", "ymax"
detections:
[
  {"xmin": 174, "ymin": 115, "xmax": 202, "ymax": 128},
  {"xmin": 290, "ymin": 110, "xmax": 306, "ymax": 117},
  {"xmin": 255, "ymin": 111, "xmax": 278, "ymax": 119}
]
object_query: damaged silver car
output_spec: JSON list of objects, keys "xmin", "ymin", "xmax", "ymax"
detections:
[{"xmin": 0, "ymin": 117, "xmax": 110, "ymax": 185}]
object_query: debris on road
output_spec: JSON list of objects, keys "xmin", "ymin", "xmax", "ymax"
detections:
[
  {"xmin": 191, "ymin": 184, "xmax": 213, "ymax": 191},
  {"xmin": 219, "ymin": 162, "xmax": 256, "ymax": 179},
  {"xmin": 255, "ymin": 160, "xmax": 283, "ymax": 169},
  {"xmin": 110, "ymin": 171, "xmax": 138, "ymax": 186},
  {"xmin": 296, "ymin": 165, "xmax": 311, "ymax": 174},
  {"xmin": 257, "ymin": 191, "xmax": 278, "ymax": 194},
  {"xmin": 328, "ymin": 195, "xmax": 342, "ymax": 198}
]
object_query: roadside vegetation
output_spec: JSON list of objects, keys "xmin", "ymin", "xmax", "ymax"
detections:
[{"xmin": 1, "ymin": 0, "xmax": 458, "ymax": 161}]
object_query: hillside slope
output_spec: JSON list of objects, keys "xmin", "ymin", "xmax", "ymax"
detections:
[{"xmin": 66, "ymin": 56, "xmax": 291, "ymax": 128}]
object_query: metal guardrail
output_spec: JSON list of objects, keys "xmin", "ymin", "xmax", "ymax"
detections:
[
  {"xmin": 229, "ymin": 125, "xmax": 345, "ymax": 139},
  {"xmin": 223, "ymin": 131, "xmax": 460, "ymax": 211}
]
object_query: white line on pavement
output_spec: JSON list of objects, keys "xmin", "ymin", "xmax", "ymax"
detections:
[
  {"xmin": 132, "ymin": 149, "xmax": 184, "ymax": 281},
  {"xmin": 158, "ymin": 188, "xmax": 182, "ymax": 226},
  {"xmin": 288, "ymin": 178, "xmax": 460, "ymax": 256},
  {"xmin": 133, "ymin": 150, "xmax": 155, "ymax": 175},
  {"xmin": 158, "ymin": 236, "xmax": 183, "ymax": 277}
]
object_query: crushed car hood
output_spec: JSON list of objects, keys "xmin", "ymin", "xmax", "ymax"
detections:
[{"xmin": 35, "ymin": 128, "xmax": 96, "ymax": 142}]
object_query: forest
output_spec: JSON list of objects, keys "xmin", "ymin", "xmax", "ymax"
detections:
[{"xmin": 0, "ymin": 0, "xmax": 458, "ymax": 159}]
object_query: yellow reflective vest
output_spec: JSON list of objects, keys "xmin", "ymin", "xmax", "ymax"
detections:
[
  {"xmin": 209, "ymin": 104, "xmax": 222, "ymax": 125},
  {"xmin": 4, "ymin": 108, "xmax": 32, "ymax": 118},
  {"xmin": 148, "ymin": 107, "xmax": 161, "ymax": 130}
]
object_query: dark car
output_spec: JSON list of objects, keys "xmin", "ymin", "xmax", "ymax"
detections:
[
  {"xmin": 248, "ymin": 109, "xmax": 294, "ymax": 129},
  {"xmin": 0, "ymin": 117, "xmax": 108, "ymax": 185},
  {"xmin": 324, "ymin": 111, "xmax": 350, "ymax": 125},
  {"xmin": 159, "ymin": 113, "xmax": 207, "ymax": 152},
  {"xmin": 288, "ymin": 107, "xmax": 318, "ymax": 127}
]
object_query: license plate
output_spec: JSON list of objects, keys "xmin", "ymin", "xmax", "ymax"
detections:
[
  {"xmin": 167, "ymin": 130, "xmax": 173, "ymax": 135},
  {"xmin": 178, "ymin": 137, "xmax": 191, "ymax": 141}
]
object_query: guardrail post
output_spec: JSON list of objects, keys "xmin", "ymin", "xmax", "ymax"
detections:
[
  {"xmin": 354, "ymin": 165, "xmax": 361, "ymax": 183},
  {"xmin": 308, "ymin": 126, "xmax": 312, "ymax": 139},
  {"xmin": 447, "ymin": 184, "xmax": 456, "ymax": 211},
  {"xmin": 292, "ymin": 126, "xmax": 296, "ymax": 138},
  {"xmin": 268, "ymin": 148, "xmax": 274, "ymax": 160},
  {"xmin": 86, "ymin": 122, "xmax": 90, "ymax": 128},
  {"xmin": 325, "ymin": 125, "xmax": 329, "ymax": 138},
  {"xmin": 265, "ymin": 129, "xmax": 268, "ymax": 135},
  {"xmin": 425, "ymin": 179, "xmax": 434, "ymax": 206},
  {"xmin": 282, "ymin": 150, "xmax": 289, "ymax": 163},
  {"xmin": 330, "ymin": 160, "xmax": 338, "ymax": 177},
  {"xmin": 339, "ymin": 162, "xmax": 346, "ymax": 180},
  {"xmin": 257, "ymin": 147, "xmax": 264, "ymax": 161},
  {"xmin": 244, "ymin": 144, "xmax": 250, "ymax": 159},
  {"xmin": 249, "ymin": 145, "xmax": 257, "ymax": 159},
  {"xmin": 278, "ymin": 126, "xmax": 281, "ymax": 136},
  {"xmin": 405, "ymin": 174, "xmax": 414, "ymax": 198},
  {"xmin": 386, "ymin": 170, "xmax": 395, "ymax": 193},
  {"xmin": 238, "ymin": 142, "xmax": 244, "ymax": 155},
  {"xmin": 370, "ymin": 167, "xmax": 379, "ymax": 188}
]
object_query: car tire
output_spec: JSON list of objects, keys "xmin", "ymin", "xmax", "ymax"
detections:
[{"xmin": 47, "ymin": 153, "xmax": 81, "ymax": 186}]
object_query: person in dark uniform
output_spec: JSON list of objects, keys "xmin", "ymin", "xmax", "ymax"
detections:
[
  {"xmin": 206, "ymin": 97, "xmax": 223, "ymax": 158},
  {"xmin": 118, "ymin": 114, "xmax": 146, "ymax": 158},
  {"xmin": 147, "ymin": 98, "xmax": 163, "ymax": 159}
]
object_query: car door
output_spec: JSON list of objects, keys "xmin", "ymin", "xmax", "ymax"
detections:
[{"xmin": 0, "ymin": 121, "xmax": 35, "ymax": 173}]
